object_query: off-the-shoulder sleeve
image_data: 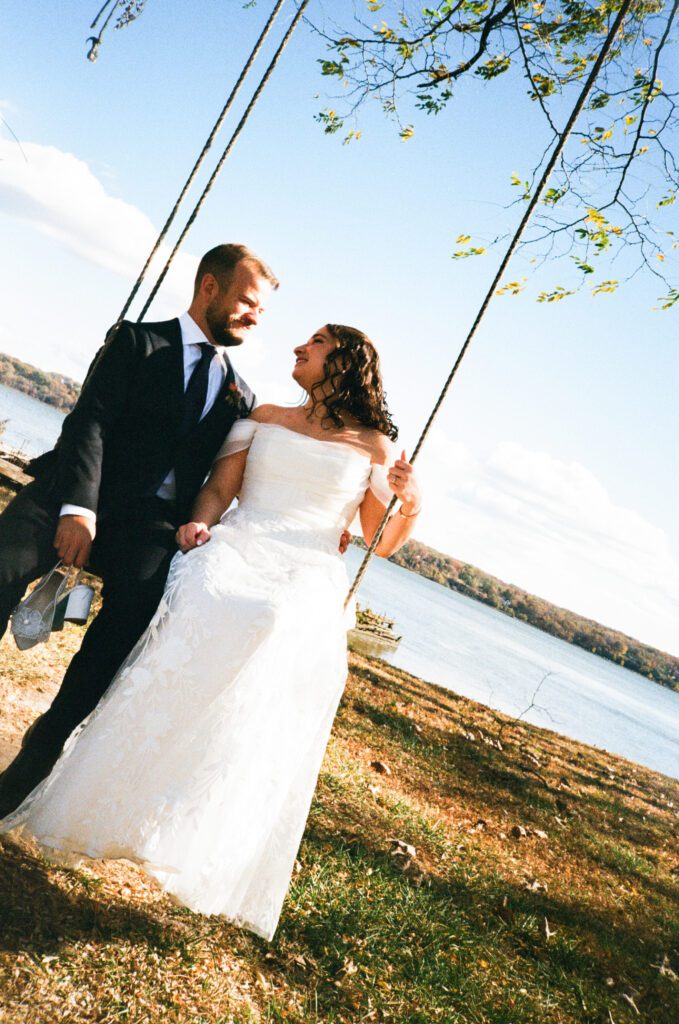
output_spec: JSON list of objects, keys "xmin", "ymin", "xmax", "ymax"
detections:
[
  {"xmin": 214, "ymin": 419, "xmax": 257, "ymax": 461},
  {"xmin": 368, "ymin": 463, "xmax": 393, "ymax": 507}
]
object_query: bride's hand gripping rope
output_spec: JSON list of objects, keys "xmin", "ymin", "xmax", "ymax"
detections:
[{"xmin": 388, "ymin": 451, "xmax": 421, "ymax": 518}]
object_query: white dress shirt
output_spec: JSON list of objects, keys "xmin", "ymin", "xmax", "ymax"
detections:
[{"xmin": 60, "ymin": 313, "xmax": 227, "ymax": 521}]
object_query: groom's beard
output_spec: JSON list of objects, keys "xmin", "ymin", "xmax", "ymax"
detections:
[{"xmin": 206, "ymin": 308, "xmax": 250, "ymax": 348}]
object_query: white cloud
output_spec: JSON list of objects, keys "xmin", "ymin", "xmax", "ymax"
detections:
[
  {"xmin": 0, "ymin": 138, "xmax": 197, "ymax": 315},
  {"xmin": 0, "ymin": 137, "xmax": 287, "ymax": 385},
  {"xmin": 415, "ymin": 431, "xmax": 679, "ymax": 655}
]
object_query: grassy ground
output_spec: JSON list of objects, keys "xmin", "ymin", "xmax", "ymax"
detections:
[
  {"xmin": 1, "ymin": 622, "xmax": 678, "ymax": 1024},
  {"xmin": 0, "ymin": 482, "xmax": 677, "ymax": 1023}
]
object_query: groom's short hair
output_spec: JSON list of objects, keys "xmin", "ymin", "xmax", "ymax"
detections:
[{"xmin": 194, "ymin": 244, "xmax": 279, "ymax": 296}]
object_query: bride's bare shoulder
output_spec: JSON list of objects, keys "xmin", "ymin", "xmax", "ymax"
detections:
[
  {"xmin": 362, "ymin": 429, "xmax": 396, "ymax": 466},
  {"xmin": 249, "ymin": 404, "xmax": 285, "ymax": 424}
]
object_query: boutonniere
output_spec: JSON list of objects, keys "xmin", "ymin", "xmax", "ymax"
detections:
[{"xmin": 225, "ymin": 381, "xmax": 243, "ymax": 405}]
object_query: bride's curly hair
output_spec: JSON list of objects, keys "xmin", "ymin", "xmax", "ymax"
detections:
[{"xmin": 307, "ymin": 324, "xmax": 398, "ymax": 441}]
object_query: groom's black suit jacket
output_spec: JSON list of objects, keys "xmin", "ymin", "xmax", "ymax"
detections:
[{"xmin": 27, "ymin": 318, "xmax": 255, "ymax": 524}]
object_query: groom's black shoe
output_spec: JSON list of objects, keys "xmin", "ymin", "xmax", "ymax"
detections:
[{"xmin": 0, "ymin": 744, "xmax": 60, "ymax": 819}]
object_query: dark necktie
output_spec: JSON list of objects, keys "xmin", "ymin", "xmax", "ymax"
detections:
[{"xmin": 181, "ymin": 343, "xmax": 216, "ymax": 435}]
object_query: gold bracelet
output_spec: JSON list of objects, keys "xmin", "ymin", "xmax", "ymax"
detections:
[{"xmin": 398, "ymin": 505, "xmax": 421, "ymax": 519}]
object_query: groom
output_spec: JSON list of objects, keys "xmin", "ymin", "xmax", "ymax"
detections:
[{"xmin": 0, "ymin": 243, "xmax": 278, "ymax": 817}]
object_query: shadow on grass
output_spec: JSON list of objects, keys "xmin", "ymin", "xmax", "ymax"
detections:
[
  {"xmin": 350, "ymin": 661, "xmax": 465, "ymax": 720},
  {"xmin": 0, "ymin": 835, "xmax": 232, "ymax": 957},
  {"xmin": 342, "ymin": 689, "xmax": 561, "ymax": 817},
  {"xmin": 584, "ymin": 791, "xmax": 670, "ymax": 847},
  {"xmin": 297, "ymin": 793, "xmax": 677, "ymax": 1023},
  {"xmin": 341, "ymin": 693, "xmax": 679, "ymax": 923}
]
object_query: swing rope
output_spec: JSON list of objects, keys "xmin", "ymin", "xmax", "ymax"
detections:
[
  {"xmin": 115, "ymin": 0, "xmax": 288, "ymax": 324},
  {"xmin": 343, "ymin": 0, "xmax": 637, "ymax": 608},
  {"xmin": 135, "ymin": 0, "xmax": 309, "ymax": 323},
  {"xmin": 83, "ymin": 0, "xmax": 305, "ymax": 385}
]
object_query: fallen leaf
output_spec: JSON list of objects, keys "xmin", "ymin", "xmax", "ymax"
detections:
[
  {"xmin": 650, "ymin": 953, "xmax": 678, "ymax": 981},
  {"xmin": 524, "ymin": 877, "xmax": 548, "ymax": 893},
  {"xmin": 340, "ymin": 958, "xmax": 358, "ymax": 976},
  {"xmin": 388, "ymin": 838, "xmax": 417, "ymax": 859}
]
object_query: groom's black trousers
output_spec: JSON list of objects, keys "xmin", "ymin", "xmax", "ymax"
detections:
[{"xmin": 0, "ymin": 482, "xmax": 180, "ymax": 810}]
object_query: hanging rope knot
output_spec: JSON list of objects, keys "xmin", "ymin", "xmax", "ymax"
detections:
[{"xmin": 86, "ymin": 36, "xmax": 102, "ymax": 62}]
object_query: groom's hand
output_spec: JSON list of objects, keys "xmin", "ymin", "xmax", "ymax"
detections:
[
  {"xmin": 54, "ymin": 515, "xmax": 96, "ymax": 568},
  {"xmin": 176, "ymin": 521, "xmax": 212, "ymax": 553}
]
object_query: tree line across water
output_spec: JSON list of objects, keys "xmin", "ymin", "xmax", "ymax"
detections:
[
  {"xmin": 383, "ymin": 538, "xmax": 679, "ymax": 692},
  {"xmin": 0, "ymin": 352, "xmax": 80, "ymax": 413},
  {"xmin": 1, "ymin": 352, "xmax": 676, "ymax": 691}
]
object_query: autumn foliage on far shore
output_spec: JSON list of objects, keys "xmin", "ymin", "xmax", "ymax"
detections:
[
  {"xmin": 0, "ymin": 353, "xmax": 80, "ymax": 414},
  {"xmin": 356, "ymin": 537, "xmax": 679, "ymax": 691}
]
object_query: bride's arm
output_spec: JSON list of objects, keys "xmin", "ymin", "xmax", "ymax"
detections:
[
  {"xmin": 176, "ymin": 406, "xmax": 285, "ymax": 551},
  {"xmin": 176, "ymin": 449, "xmax": 248, "ymax": 552},
  {"xmin": 359, "ymin": 449, "xmax": 422, "ymax": 558}
]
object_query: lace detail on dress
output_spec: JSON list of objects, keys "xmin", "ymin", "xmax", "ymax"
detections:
[{"xmin": 1, "ymin": 424, "xmax": 376, "ymax": 942}]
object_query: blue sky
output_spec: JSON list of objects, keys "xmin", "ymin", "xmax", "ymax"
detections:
[{"xmin": 1, "ymin": 1, "xmax": 677, "ymax": 654}]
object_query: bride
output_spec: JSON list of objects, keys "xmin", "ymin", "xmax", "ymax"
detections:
[{"xmin": 0, "ymin": 323, "xmax": 422, "ymax": 941}]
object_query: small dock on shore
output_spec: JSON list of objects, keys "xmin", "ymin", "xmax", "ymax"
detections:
[
  {"xmin": 348, "ymin": 604, "xmax": 402, "ymax": 658},
  {"xmin": 0, "ymin": 453, "xmax": 31, "ymax": 490}
]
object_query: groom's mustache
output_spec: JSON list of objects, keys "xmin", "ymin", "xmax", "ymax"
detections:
[{"xmin": 211, "ymin": 315, "xmax": 255, "ymax": 347}]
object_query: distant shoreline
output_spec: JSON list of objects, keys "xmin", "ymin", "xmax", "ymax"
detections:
[
  {"xmin": 0, "ymin": 351, "xmax": 80, "ymax": 413},
  {"xmin": 351, "ymin": 537, "xmax": 679, "ymax": 692}
]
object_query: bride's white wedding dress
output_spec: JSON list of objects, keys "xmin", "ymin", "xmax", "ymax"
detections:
[{"xmin": 1, "ymin": 421, "xmax": 391, "ymax": 940}]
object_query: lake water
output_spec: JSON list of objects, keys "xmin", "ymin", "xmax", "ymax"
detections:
[
  {"xmin": 345, "ymin": 548, "xmax": 678, "ymax": 780},
  {"xmin": 0, "ymin": 382, "xmax": 67, "ymax": 457},
  {"xmin": 1, "ymin": 383, "xmax": 677, "ymax": 779}
]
